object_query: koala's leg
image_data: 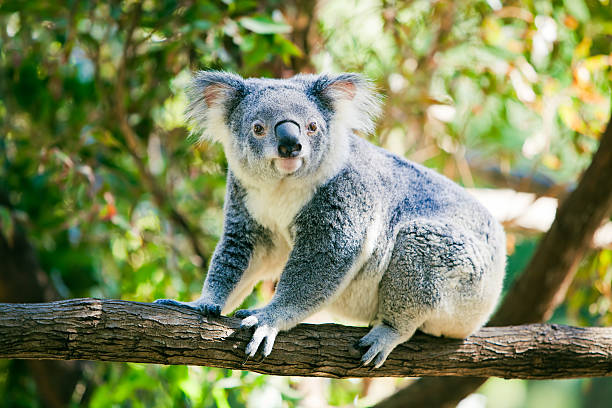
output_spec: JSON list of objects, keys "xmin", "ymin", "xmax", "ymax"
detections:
[
  {"xmin": 360, "ymin": 219, "xmax": 501, "ymax": 368},
  {"xmin": 358, "ymin": 262, "xmax": 432, "ymax": 366},
  {"xmin": 358, "ymin": 224, "xmax": 447, "ymax": 368}
]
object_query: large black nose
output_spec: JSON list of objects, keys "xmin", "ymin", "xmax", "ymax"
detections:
[{"xmin": 275, "ymin": 121, "xmax": 302, "ymax": 158}]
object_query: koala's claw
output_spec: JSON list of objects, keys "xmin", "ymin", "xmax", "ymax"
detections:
[
  {"xmin": 245, "ymin": 324, "xmax": 279, "ymax": 358},
  {"xmin": 200, "ymin": 304, "xmax": 221, "ymax": 316},
  {"xmin": 359, "ymin": 343, "xmax": 393, "ymax": 368},
  {"xmin": 238, "ymin": 313, "xmax": 279, "ymax": 358},
  {"xmin": 154, "ymin": 299, "xmax": 221, "ymax": 317},
  {"xmin": 357, "ymin": 324, "xmax": 402, "ymax": 368}
]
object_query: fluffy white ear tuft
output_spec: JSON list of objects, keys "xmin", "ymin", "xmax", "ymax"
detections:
[
  {"xmin": 185, "ymin": 71, "xmax": 245, "ymax": 143},
  {"xmin": 313, "ymin": 73, "xmax": 382, "ymax": 135}
]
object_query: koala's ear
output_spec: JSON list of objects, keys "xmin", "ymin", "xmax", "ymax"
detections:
[
  {"xmin": 311, "ymin": 73, "xmax": 382, "ymax": 134},
  {"xmin": 186, "ymin": 71, "xmax": 245, "ymax": 143}
]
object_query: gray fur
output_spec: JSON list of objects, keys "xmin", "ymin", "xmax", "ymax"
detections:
[{"xmin": 155, "ymin": 71, "xmax": 506, "ymax": 368}]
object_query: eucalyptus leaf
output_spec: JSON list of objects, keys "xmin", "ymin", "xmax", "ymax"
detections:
[{"xmin": 239, "ymin": 16, "xmax": 292, "ymax": 34}]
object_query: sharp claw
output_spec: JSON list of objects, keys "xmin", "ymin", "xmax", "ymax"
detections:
[
  {"xmin": 242, "ymin": 355, "xmax": 250, "ymax": 366},
  {"xmin": 202, "ymin": 304, "xmax": 221, "ymax": 316},
  {"xmin": 245, "ymin": 336, "xmax": 262, "ymax": 357},
  {"xmin": 360, "ymin": 349, "xmax": 377, "ymax": 367}
]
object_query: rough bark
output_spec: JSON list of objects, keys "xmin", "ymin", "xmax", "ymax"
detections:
[
  {"xmin": 375, "ymin": 116, "xmax": 612, "ymax": 407},
  {"xmin": 1, "ymin": 298, "xmax": 612, "ymax": 380}
]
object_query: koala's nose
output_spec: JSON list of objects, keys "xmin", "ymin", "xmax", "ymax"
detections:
[{"xmin": 275, "ymin": 121, "xmax": 302, "ymax": 158}]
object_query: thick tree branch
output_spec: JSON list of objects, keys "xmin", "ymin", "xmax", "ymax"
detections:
[
  {"xmin": 376, "ymin": 116, "xmax": 612, "ymax": 407},
  {"xmin": 1, "ymin": 298, "xmax": 612, "ymax": 380}
]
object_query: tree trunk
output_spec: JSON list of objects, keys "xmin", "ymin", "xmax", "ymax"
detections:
[{"xmin": 1, "ymin": 298, "xmax": 612, "ymax": 380}]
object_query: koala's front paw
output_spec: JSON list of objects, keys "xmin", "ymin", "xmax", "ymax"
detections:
[
  {"xmin": 154, "ymin": 298, "xmax": 221, "ymax": 317},
  {"xmin": 234, "ymin": 308, "xmax": 259, "ymax": 319},
  {"xmin": 238, "ymin": 312, "xmax": 279, "ymax": 358}
]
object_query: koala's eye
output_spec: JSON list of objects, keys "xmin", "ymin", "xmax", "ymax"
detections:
[
  {"xmin": 253, "ymin": 122, "xmax": 265, "ymax": 137},
  {"xmin": 307, "ymin": 121, "xmax": 318, "ymax": 133}
]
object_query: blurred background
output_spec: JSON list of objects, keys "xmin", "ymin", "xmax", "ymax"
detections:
[{"xmin": 0, "ymin": 0, "xmax": 611, "ymax": 407}]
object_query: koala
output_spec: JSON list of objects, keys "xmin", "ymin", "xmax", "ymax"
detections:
[{"xmin": 155, "ymin": 71, "xmax": 506, "ymax": 368}]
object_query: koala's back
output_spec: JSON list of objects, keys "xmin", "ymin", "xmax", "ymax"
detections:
[{"xmin": 339, "ymin": 134, "xmax": 502, "ymax": 242}]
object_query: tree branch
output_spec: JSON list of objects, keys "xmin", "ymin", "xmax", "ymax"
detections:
[
  {"xmin": 1, "ymin": 298, "xmax": 612, "ymax": 380},
  {"xmin": 467, "ymin": 160, "xmax": 572, "ymax": 199}
]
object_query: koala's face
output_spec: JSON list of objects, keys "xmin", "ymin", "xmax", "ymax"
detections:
[
  {"xmin": 186, "ymin": 72, "xmax": 380, "ymax": 184},
  {"xmin": 228, "ymin": 84, "xmax": 331, "ymax": 179}
]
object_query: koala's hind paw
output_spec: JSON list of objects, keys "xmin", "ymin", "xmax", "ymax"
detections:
[
  {"xmin": 357, "ymin": 324, "xmax": 403, "ymax": 368},
  {"xmin": 239, "ymin": 313, "xmax": 279, "ymax": 358},
  {"xmin": 154, "ymin": 299, "xmax": 221, "ymax": 317}
]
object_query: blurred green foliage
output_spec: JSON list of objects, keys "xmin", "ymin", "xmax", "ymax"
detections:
[{"xmin": 0, "ymin": 0, "xmax": 610, "ymax": 407}]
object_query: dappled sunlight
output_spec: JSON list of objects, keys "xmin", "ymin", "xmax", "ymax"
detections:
[{"xmin": 1, "ymin": 0, "xmax": 611, "ymax": 407}]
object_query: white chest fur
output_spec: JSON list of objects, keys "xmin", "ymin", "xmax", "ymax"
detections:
[{"xmin": 244, "ymin": 179, "xmax": 316, "ymax": 245}]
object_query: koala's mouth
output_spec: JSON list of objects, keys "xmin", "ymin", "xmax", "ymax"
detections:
[{"xmin": 273, "ymin": 157, "xmax": 303, "ymax": 175}]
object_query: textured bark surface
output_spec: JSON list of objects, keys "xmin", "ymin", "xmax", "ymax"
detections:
[
  {"xmin": 375, "ymin": 115, "xmax": 612, "ymax": 407},
  {"xmin": 1, "ymin": 298, "xmax": 612, "ymax": 380}
]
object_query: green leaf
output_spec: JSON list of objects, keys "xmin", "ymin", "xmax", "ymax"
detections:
[
  {"xmin": 563, "ymin": 0, "xmax": 590, "ymax": 23},
  {"xmin": 239, "ymin": 16, "xmax": 291, "ymax": 34}
]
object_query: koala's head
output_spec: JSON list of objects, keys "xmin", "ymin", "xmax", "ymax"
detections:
[{"xmin": 186, "ymin": 71, "xmax": 380, "ymax": 185}]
